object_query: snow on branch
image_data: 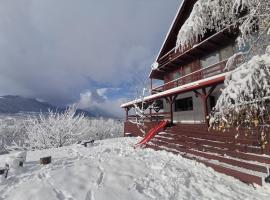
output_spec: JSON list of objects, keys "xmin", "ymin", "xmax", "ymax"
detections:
[
  {"xmin": 210, "ymin": 46, "xmax": 270, "ymax": 142},
  {"xmin": 175, "ymin": 0, "xmax": 270, "ymax": 138},
  {"xmin": 26, "ymin": 106, "xmax": 89, "ymax": 149},
  {"xmin": 176, "ymin": 0, "xmax": 269, "ymax": 51},
  {"xmin": 23, "ymin": 106, "xmax": 123, "ymax": 150}
]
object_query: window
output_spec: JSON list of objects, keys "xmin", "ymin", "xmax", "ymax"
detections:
[
  {"xmin": 184, "ymin": 66, "xmax": 191, "ymax": 75},
  {"xmin": 200, "ymin": 51, "xmax": 219, "ymax": 68},
  {"xmin": 173, "ymin": 71, "xmax": 181, "ymax": 80},
  {"xmin": 153, "ymin": 99, "xmax": 163, "ymax": 111},
  {"xmin": 209, "ymin": 96, "xmax": 216, "ymax": 110},
  {"xmin": 175, "ymin": 97, "xmax": 193, "ymax": 112},
  {"xmin": 220, "ymin": 45, "xmax": 234, "ymax": 61}
]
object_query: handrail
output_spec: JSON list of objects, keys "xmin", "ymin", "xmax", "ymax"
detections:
[
  {"xmin": 128, "ymin": 112, "xmax": 170, "ymax": 118},
  {"xmin": 155, "ymin": 27, "xmax": 231, "ymax": 71},
  {"xmin": 154, "ymin": 59, "xmax": 228, "ymax": 90},
  {"xmin": 152, "ymin": 59, "xmax": 228, "ymax": 92},
  {"xmin": 158, "ymin": 48, "xmax": 175, "ymax": 62}
]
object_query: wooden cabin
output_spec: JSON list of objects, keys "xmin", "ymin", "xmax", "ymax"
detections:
[{"xmin": 121, "ymin": 0, "xmax": 270, "ymax": 185}]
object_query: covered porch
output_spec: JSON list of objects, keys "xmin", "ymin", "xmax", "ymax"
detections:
[{"xmin": 121, "ymin": 72, "xmax": 226, "ymax": 126}]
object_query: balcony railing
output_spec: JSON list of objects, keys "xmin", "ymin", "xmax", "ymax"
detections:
[
  {"xmin": 151, "ymin": 59, "xmax": 228, "ymax": 94},
  {"xmin": 158, "ymin": 45, "xmax": 192, "ymax": 68},
  {"xmin": 128, "ymin": 112, "xmax": 171, "ymax": 122},
  {"xmin": 156, "ymin": 27, "xmax": 232, "ymax": 71}
]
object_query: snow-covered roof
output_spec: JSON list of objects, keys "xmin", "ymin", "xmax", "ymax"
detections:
[{"xmin": 121, "ymin": 72, "xmax": 227, "ymax": 108}]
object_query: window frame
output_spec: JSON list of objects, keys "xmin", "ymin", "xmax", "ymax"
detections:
[{"xmin": 174, "ymin": 97, "xmax": 194, "ymax": 112}]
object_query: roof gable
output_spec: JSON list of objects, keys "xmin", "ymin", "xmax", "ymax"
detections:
[{"xmin": 156, "ymin": 0, "xmax": 198, "ymax": 61}]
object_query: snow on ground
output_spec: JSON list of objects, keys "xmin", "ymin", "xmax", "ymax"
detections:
[{"xmin": 0, "ymin": 137, "xmax": 270, "ymax": 200}]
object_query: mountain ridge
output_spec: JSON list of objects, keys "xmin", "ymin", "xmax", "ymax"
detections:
[{"xmin": 0, "ymin": 95, "xmax": 109, "ymax": 118}]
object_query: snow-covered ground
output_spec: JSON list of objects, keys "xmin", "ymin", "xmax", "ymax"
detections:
[{"xmin": 0, "ymin": 137, "xmax": 270, "ymax": 200}]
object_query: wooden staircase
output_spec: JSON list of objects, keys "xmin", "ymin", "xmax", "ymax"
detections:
[{"xmin": 143, "ymin": 124, "xmax": 270, "ymax": 186}]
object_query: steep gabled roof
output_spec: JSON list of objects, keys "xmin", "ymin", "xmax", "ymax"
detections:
[
  {"xmin": 150, "ymin": 0, "xmax": 198, "ymax": 80},
  {"xmin": 156, "ymin": 0, "xmax": 198, "ymax": 61}
]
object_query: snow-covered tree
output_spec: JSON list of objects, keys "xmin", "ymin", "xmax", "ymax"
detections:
[
  {"xmin": 0, "ymin": 117, "xmax": 27, "ymax": 152},
  {"xmin": 132, "ymin": 87, "xmax": 148, "ymax": 125},
  {"xmin": 82, "ymin": 118, "xmax": 123, "ymax": 141},
  {"xmin": 25, "ymin": 106, "xmax": 90, "ymax": 149},
  {"xmin": 176, "ymin": 0, "xmax": 270, "ymax": 53},
  {"xmin": 174, "ymin": 0, "xmax": 270, "ymax": 135},
  {"xmin": 209, "ymin": 47, "xmax": 270, "ymax": 147},
  {"xmin": 0, "ymin": 110, "xmax": 123, "ymax": 151}
]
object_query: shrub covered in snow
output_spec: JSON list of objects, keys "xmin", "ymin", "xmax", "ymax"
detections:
[
  {"xmin": 25, "ymin": 106, "xmax": 90, "ymax": 149},
  {"xmin": 81, "ymin": 118, "xmax": 123, "ymax": 141},
  {"xmin": 25, "ymin": 107, "xmax": 123, "ymax": 149},
  {"xmin": 0, "ymin": 117, "xmax": 27, "ymax": 153},
  {"xmin": 0, "ymin": 108, "xmax": 123, "ymax": 151}
]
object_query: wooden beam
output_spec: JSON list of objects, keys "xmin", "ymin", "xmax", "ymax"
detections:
[
  {"xmin": 149, "ymin": 108, "xmax": 153, "ymax": 122},
  {"xmin": 202, "ymin": 88, "xmax": 209, "ymax": 124},
  {"xmin": 193, "ymin": 88, "xmax": 208, "ymax": 125},
  {"xmin": 172, "ymin": 95, "xmax": 178, "ymax": 104},
  {"xmin": 220, "ymin": 32, "xmax": 235, "ymax": 41},
  {"xmin": 208, "ymin": 39, "xmax": 221, "ymax": 47},
  {"xmin": 194, "ymin": 47, "xmax": 206, "ymax": 54},
  {"xmin": 193, "ymin": 90, "xmax": 202, "ymax": 97},
  {"xmin": 185, "ymin": 52, "xmax": 196, "ymax": 59},
  {"xmin": 169, "ymin": 96, "xmax": 174, "ymax": 125},
  {"xmin": 206, "ymin": 85, "xmax": 217, "ymax": 98},
  {"xmin": 125, "ymin": 107, "xmax": 130, "ymax": 122}
]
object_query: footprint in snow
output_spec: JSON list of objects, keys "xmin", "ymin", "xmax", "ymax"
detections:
[
  {"xmin": 85, "ymin": 190, "xmax": 95, "ymax": 200},
  {"xmin": 52, "ymin": 188, "xmax": 74, "ymax": 200},
  {"xmin": 103, "ymin": 148, "xmax": 111, "ymax": 153}
]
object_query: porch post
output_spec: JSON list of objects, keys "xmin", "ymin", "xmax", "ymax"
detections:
[
  {"xmin": 169, "ymin": 96, "xmax": 173, "ymax": 124},
  {"xmin": 166, "ymin": 95, "xmax": 178, "ymax": 125},
  {"xmin": 264, "ymin": 132, "xmax": 270, "ymax": 155},
  {"xmin": 193, "ymin": 85, "xmax": 217, "ymax": 126},
  {"xmin": 125, "ymin": 107, "xmax": 129, "ymax": 122},
  {"xmin": 202, "ymin": 88, "xmax": 209, "ymax": 122},
  {"xmin": 149, "ymin": 107, "xmax": 153, "ymax": 122}
]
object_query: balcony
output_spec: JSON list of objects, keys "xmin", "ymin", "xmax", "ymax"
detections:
[
  {"xmin": 158, "ymin": 44, "xmax": 192, "ymax": 69},
  {"xmin": 150, "ymin": 27, "xmax": 237, "ymax": 80},
  {"xmin": 151, "ymin": 59, "xmax": 228, "ymax": 94}
]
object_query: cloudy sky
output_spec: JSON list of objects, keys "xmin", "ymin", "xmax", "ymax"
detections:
[{"xmin": 0, "ymin": 0, "xmax": 181, "ymax": 117}]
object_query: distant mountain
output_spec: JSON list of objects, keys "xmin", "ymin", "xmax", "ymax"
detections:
[
  {"xmin": 85, "ymin": 106, "xmax": 119, "ymax": 119},
  {"xmin": 0, "ymin": 95, "xmax": 95, "ymax": 117},
  {"xmin": 0, "ymin": 95, "xmax": 56, "ymax": 113}
]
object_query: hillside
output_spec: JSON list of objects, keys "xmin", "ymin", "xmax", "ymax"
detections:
[
  {"xmin": 0, "ymin": 95, "xmax": 95, "ymax": 117},
  {"xmin": 0, "ymin": 95, "xmax": 55, "ymax": 114}
]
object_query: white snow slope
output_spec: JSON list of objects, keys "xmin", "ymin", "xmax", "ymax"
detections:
[{"xmin": 0, "ymin": 137, "xmax": 270, "ymax": 200}]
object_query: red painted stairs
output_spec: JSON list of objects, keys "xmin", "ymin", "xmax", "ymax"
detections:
[{"xmin": 143, "ymin": 124, "xmax": 270, "ymax": 186}]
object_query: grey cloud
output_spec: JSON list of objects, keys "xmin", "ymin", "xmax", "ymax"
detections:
[{"xmin": 0, "ymin": 0, "xmax": 180, "ymax": 110}]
